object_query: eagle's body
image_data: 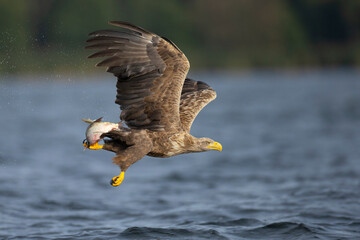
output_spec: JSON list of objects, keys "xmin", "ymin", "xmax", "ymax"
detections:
[
  {"xmin": 148, "ymin": 131, "xmax": 193, "ymax": 157},
  {"xmin": 84, "ymin": 21, "xmax": 222, "ymax": 186},
  {"xmin": 104, "ymin": 130, "xmax": 190, "ymax": 158}
]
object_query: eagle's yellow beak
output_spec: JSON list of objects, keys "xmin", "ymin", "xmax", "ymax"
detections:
[{"xmin": 207, "ymin": 141, "xmax": 222, "ymax": 151}]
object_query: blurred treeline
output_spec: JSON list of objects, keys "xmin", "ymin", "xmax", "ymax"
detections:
[{"xmin": 1, "ymin": 0, "xmax": 360, "ymax": 74}]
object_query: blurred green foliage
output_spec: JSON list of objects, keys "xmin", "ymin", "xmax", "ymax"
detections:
[{"xmin": 0, "ymin": 0, "xmax": 360, "ymax": 74}]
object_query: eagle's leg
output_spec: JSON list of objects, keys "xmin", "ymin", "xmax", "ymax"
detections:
[
  {"xmin": 109, "ymin": 150, "xmax": 137, "ymax": 187},
  {"xmin": 110, "ymin": 144, "xmax": 152, "ymax": 187},
  {"xmin": 101, "ymin": 129, "xmax": 152, "ymax": 187}
]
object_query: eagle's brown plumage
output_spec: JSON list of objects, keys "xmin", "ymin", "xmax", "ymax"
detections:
[{"xmin": 86, "ymin": 21, "xmax": 221, "ymax": 176}]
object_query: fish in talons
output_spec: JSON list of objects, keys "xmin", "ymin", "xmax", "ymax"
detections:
[{"xmin": 82, "ymin": 117, "xmax": 120, "ymax": 150}]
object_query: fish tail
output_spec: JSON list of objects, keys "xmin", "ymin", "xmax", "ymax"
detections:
[{"xmin": 82, "ymin": 117, "xmax": 103, "ymax": 124}]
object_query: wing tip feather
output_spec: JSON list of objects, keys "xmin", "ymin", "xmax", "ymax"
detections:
[{"xmin": 109, "ymin": 21, "xmax": 152, "ymax": 36}]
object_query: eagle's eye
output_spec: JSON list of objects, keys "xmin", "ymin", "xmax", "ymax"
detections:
[{"xmin": 83, "ymin": 139, "xmax": 90, "ymax": 148}]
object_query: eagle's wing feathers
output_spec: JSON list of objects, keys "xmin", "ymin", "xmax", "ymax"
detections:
[
  {"xmin": 180, "ymin": 78, "xmax": 216, "ymax": 132},
  {"xmin": 86, "ymin": 21, "xmax": 190, "ymax": 131}
]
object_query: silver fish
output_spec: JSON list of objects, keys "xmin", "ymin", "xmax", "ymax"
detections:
[{"xmin": 82, "ymin": 117, "xmax": 120, "ymax": 148}]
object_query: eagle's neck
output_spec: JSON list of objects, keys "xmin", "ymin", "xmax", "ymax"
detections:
[
  {"xmin": 183, "ymin": 135, "xmax": 206, "ymax": 153},
  {"xmin": 167, "ymin": 133, "xmax": 201, "ymax": 154}
]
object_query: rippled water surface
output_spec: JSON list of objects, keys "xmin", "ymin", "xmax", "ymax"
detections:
[{"xmin": 1, "ymin": 71, "xmax": 360, "ymax": 239}]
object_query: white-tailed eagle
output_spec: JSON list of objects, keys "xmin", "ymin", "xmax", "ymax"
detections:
[{"xmin": 83, "ymin": 21, "xmax": 222, "ymax": 186}]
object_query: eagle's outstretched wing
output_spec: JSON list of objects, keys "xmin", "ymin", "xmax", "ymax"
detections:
[
  {"xmin": 180, "ymin": 78, "xmax": 216, "ymax": 132},
  {"xmin": 86, "ymin": 21, "xmax": 190, "ymax": 131}
]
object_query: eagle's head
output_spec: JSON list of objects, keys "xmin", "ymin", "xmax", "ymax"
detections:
[{"xmin": 198, "ymin": 138, "xmax": 222, "ymax": 152}]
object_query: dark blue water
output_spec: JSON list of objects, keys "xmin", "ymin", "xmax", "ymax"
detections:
[{"xmin": 1, "ymin": 70, "xmax": 360, "ymax": 239}]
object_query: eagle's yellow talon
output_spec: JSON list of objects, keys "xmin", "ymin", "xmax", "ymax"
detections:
[
  {"xmin": 85, "ymin": 142, "xmax": 104, "ymax": 150},
  {"xmin": 110, "ymin": 171, "xmax": 125, "ymax": 187}
]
